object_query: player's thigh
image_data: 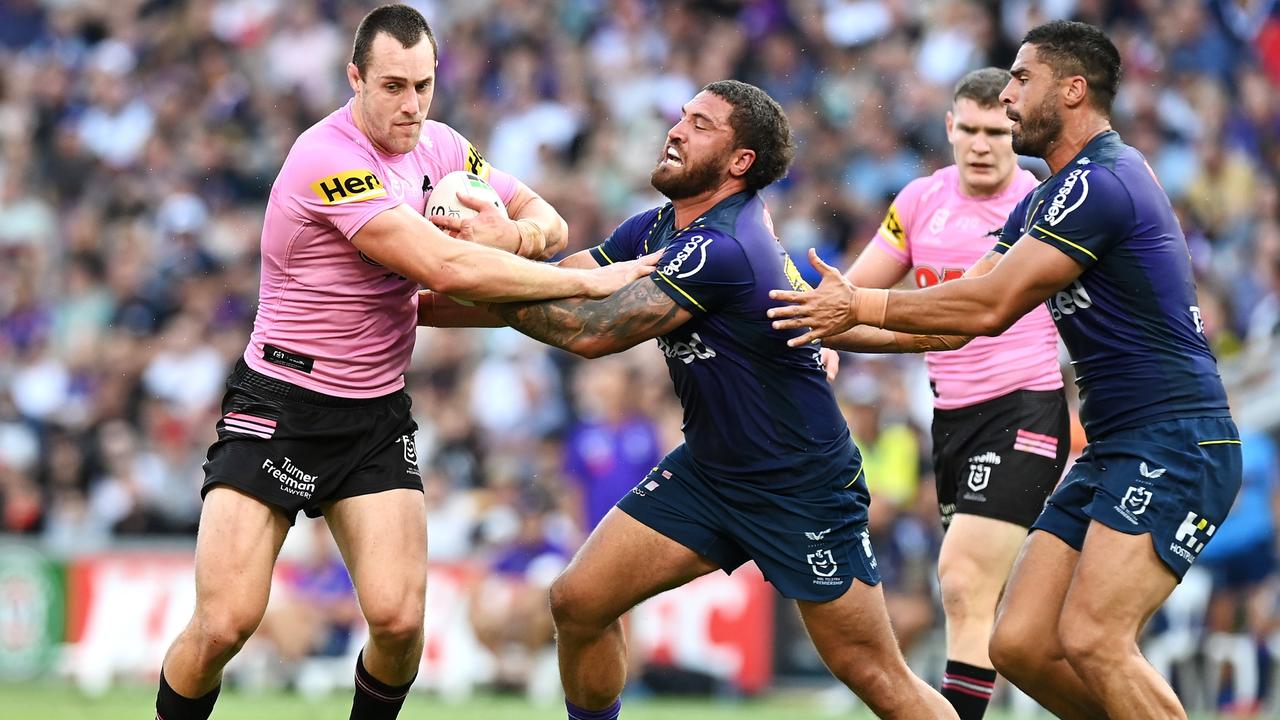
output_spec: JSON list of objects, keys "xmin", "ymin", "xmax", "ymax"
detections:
[
  {"xmin": 938, "ymin": 513, "xmax": 1028, "ymax": 598},
  {"xmin": 553, "ymin": 507, "xmax": 720, "ymax": 625},
  {"xmin": 324, "ymin": 488, "xmax": 428, "ymax": 622},
  {"xmin": 193, "ymin": 486, "xmax": 291, "ymax": 622},
  {"xmin": 991, "ymin": 529, "xmax": 1080, "ymax": 660},
  {"xmin": 797, "ymin": 579, "xmax": 908, "ymax": 673},
  {"xmin": 1060, "ymin": 521, "xmax": 1178, "ymax": 644}
]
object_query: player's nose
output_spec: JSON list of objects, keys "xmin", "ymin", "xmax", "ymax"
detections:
[{"xmin": 999, "ymin": 80, "xmax": 1016, "ymax": 106}]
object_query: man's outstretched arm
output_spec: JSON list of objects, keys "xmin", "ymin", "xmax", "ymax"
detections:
[
  {"xmin": 491, "ymin": 277, "xmax": 693, "ymax": 359},
  {"xmin": 417, "ymin": 247, "xmax": 610, "ymax": 328},
  {"xmin": 769, "ymin": 238, "xmax": 1082, "ymax": 346}
]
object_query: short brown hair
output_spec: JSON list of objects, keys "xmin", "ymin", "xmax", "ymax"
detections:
[
  {"xmin": 954, "ymin": 67, "xmax": 1011, "ymax": 108},
  {"xmin": 352, "ymin": 4, "xmax": 438, "ymax": 77}
]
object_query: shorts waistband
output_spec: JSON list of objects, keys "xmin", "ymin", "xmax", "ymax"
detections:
[
  {"xmin": 230, "ymin": 359, "xmax": 401, "ymax": 408},
  {"xmin": 932, "ymin": 388, "xmax": 1064, "ymax": 420}
]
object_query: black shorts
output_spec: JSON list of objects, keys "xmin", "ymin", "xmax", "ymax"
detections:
[
  {"xmin": 201, "ymin": 360, "xmax": 423, "ymax": 524},
  {"xmin": 933, "ymin": 389, "xmax": 1070, "ymax": 530}
]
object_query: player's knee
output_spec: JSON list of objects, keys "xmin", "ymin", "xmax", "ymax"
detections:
[
  {"xmin": 363, "ymin": 598, "xmax": 425, "ymax": 648},
  {"xmin": 1058, "ymin": 611, "xmax": 1120, "ymax": 674},
  {"xmin": 937, "ymin": 561, "xmax": 990, "ymax": 622},
  {"xmin": 988, "ymin": 619, "xmax": 1039, "ymax": 680},
  {"xmin": 549, "ymin": 571, "xmax": 605, "ymax": 631},
  {"xmin": 548, "ymin": 573, "xmax": 580, "ymax": 625},
  {"xmin": 195, "ymin": 606, "xmax": 263, "ymax": 658},
  {"xmin": 832, "ymin": 660, "xmax": 896, "ymax": 710}
]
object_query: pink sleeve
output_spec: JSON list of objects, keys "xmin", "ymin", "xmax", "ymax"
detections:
[
  {"xmin": 437, "ymin": 123, "xmax": 520, "ymax": 205},
  {"xmin": 284, "ymin": 137, "xmax": 401, "ymax": 241},
  {"xmin": 869, "ymin": 179, "xmax": 925, "ymax": 265}
]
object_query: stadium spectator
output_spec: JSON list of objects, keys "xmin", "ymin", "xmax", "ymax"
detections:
[{"xmin": 0, "ymin": 0, "xmax": 1274, "ymax": 710}]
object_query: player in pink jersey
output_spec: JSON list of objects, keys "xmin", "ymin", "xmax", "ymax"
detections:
[
  {"xmin": 824, "ymin": 69, "xmax": 1069, "ymax": 720},
  {"xmin": 154, "ymin": 7, "xmax": 653, "ymax": 720}
]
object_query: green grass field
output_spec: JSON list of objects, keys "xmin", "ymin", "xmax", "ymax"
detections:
[
  {"xmin": 2, "ymin": 682, "xmax": 1235, "ymax": 719},
  {"xmin": 0, "ymin": 683, "xmax": 992, "ymax": 719}
]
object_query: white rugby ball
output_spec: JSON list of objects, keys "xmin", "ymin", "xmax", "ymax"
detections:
[
  {"xmin": 426, "ymin": 170, "xmax": 507, "ymax": 223},
  {"xmin": 427, "ymin": 171, "xmax": 507, "ymax": 306}
]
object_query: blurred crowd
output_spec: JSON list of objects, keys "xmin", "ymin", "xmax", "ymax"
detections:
[{"xmin": 1, "ymin": 0, "xmax": 1279, "ymax": 708}]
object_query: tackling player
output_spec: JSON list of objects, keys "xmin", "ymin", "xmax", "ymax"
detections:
[
  {"xmin": 424, "ymin": 80, "xmax": 957, "ymax": 720},
  {"xmin": 770, "ymin": 21, "xmax": 1241, "ymax": 720},
  {"xmin": 154, "ymin": 6, "xmax": 650, "ymax": 720},
  {"xmin": 832, "ymin": 67, "xmax": 1067, "ymax": 719}
]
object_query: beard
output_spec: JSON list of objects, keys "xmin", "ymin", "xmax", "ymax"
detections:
[
  {"xmin": 650, "ymin": 149, "xmax": 728, "ymax": 200},
  {"xmin": 1010, "ymin": 93, "xmax": 1064, "ymax": 158}
]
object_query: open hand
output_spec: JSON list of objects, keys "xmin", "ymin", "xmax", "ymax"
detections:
[
  {"xmin": 768, "ymin": 248, "xmax": 861, "ymax": 347},
  {"xmin": 430, "ymin": 191, "xmax": 532, "ymax": 254},
  {"xmin": 582, "ymin": 250, "xmax": 662, "ymax": 298}
]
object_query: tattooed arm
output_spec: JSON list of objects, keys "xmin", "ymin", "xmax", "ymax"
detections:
[{"xmin": 490, "ymin": 277, "xmax": 693, "ymax": 358}]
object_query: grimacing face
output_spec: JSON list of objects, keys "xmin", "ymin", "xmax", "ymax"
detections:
[
  {"xmin": 347, "ymin": 32, "xmax": 436, "ymax": 155},
  {"xmin": 947, "ymin": 97, "xmax": 1018, "ymax": 196},
  {"xmin": 651, "ymin": 91, "xmax": 739, "ymax": 200},
  {"xmin": 1000, "ymin": 44, "xmax": 1065, "ymax": 159}
]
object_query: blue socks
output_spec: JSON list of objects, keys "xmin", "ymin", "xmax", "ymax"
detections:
[{"xmin": 566, "ymin": 698, "xmax": 622, "ymax": 720}]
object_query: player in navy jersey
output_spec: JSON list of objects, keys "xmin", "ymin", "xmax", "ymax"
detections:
[
  {"xmin": 421, "ymin": 80, "xmax": 956, "ymax": 720},
  {"xmin": 770, "ymin": 21, "xmax": 1241, "ymax": 720}
]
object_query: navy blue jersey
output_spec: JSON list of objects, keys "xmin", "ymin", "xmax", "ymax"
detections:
[
  {"xmin": 995, "ymin": 131, "xmax": 1229, "ymax": 439},
  {"xmin": 590, "ymin": 192, "xmax": 857, "ymax": 488}
]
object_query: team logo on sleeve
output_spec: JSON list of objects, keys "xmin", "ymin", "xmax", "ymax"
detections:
[
  {"xmin": 464, "ymin": 143, "xmax": 490, "ymax": 180},
  {"xmin": 1042, "ymin": 168, "xmax": 1091, "ymax": 227},
  {"xmin": 310, "ymin": 169, "xmax": 387, "ymax": 205},
  {"xmin": 878, "ymin": 203, "xmax": 907, "ymax": 250},
  {"xmin": 660, "ymin": 234, "xmax": 714, "ymax": 279}
]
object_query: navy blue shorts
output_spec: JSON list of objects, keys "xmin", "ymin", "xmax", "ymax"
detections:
[
  {"xmin": 615, "ymin": 444, "xmax": 880, "ymax": 602},
  {"xmin": 1032, "ymin": 416, "xmax": 1243, "ymax": 581}
]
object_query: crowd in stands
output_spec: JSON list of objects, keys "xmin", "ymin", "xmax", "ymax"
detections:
[{"xmin": 1, "ymin": 0, "xmax": 1279, "ymax": 710}]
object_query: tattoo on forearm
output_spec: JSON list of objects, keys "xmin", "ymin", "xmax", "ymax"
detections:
[{"xmin": 493, "ymin": 278, "xmax": 683, "ymax": 352}]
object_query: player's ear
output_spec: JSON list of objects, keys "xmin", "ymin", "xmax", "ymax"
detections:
[
  {"xmin": 945, "ymin": 109, "xmax": 954, "ymax": 137},
  {"xmin": 347, "ymin": 62, "xmax": 362, "ymax": 93},
  {"xmin": 730, "ymin": 148, "xmax": 755, "ymax": 181},
  {"xmin": 1062, "ymin": 74, "xmax": 1088, "ymax": 110}
]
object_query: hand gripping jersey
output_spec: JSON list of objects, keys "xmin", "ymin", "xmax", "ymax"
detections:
[
  {"xmin": 246, "ymin": 99, "xmax": 519, "ymax": 397},
  {"xmin": 590, "ymin": 192, "xmax": 860, "ymax": 489},
  {"xmin": 994, "ymin": 131, "xmax": 1230, "ymax": 439},
  {"xmin": 873, "ymin": 165, "xmax": 1062, "ymax": 409}
]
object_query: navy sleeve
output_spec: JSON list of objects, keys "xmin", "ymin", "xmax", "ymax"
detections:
[
  {"xmin": 1024, "ymin": 165, "xmax": 1131, "ymax": 268},
  {"xmin": 649, "ymin": 229, "xmax": 752, "ymax": 315},
  {"xmin": 589, "ymin": 208, "xmax": 662, "ymax": 265}
]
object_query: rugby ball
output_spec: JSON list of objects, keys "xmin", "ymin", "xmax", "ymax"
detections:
[
  {"xmin": 427, "ymin": 171, "xmax": 507, "ymax": 306},
  {"xmin": 426, "ymin": 170, "xmax": 507, "ymax": 223}
]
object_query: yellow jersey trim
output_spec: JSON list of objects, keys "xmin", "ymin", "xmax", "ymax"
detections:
[
  {"xmin": 1197, "ymin": 439, "xmax": 1242, "ymax": 446},
  {"xmin": 655, "ymin": 273, "xmax": 706, "ymax": 312},
  {"xmin": 1031, "ymin": 225, "xmax": 1098, "ymax": 261}
]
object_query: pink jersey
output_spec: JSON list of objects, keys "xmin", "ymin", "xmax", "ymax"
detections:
[
  {"xmin": 872, "ymin": 165, "xmax": 1062, "ymax": 409},
  {"xmin": 246, "ymin": 99, "xmax": 519, "ymax": 397}
]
